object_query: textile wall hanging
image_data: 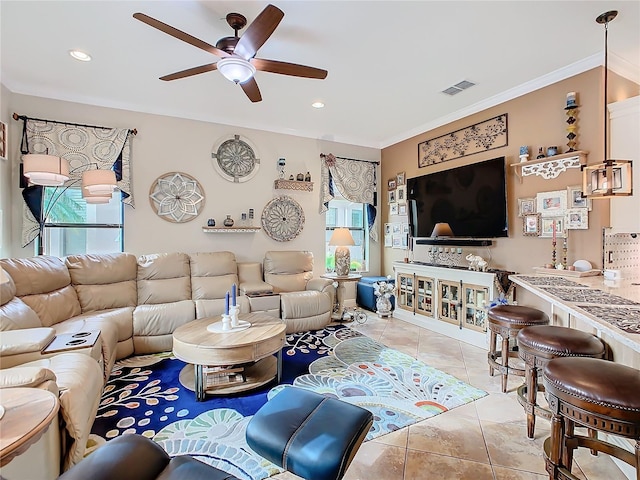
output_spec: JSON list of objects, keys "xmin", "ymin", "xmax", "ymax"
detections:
[
  {"xmin": 319, "ymin": 153, "xmax": 378, "ymax": 241},
  {"xmin": 418, "ymin": 114, "xmax": 508, "ymax": 167},
  {"xmin": 149, "ymin": 172, "xmax": 205, "ymax": 223},
  {"xmin": 17, "ymin": 116, "xmax": 135, "ymax": 247}
]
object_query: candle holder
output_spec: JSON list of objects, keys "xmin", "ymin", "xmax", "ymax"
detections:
[
  {"xmin": 562, "ymin": 238, "xmax": 568, "ymax": 269},
  {"xmin": 230, "ymin": 305, "xmax": 239, "ymax": 327},
  {"xmin": 207, "ymin": 313, "xmax": 232, "ymax": 333},
  {"xmin": 565, "ymin": 92, "xmax": 579, "ymax": 152},
  {"xmin": 552, "ymin": 239, "xmax": 557, "ymax": 267}
]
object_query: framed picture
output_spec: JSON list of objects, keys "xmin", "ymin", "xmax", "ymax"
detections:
[
  {"xmin": 0, "ymin": 121, "xmax": 6, "ymax": 160},
  {"xmin": 567, "ymin": 185, "xmax": 592, "ymax": 211},
  {"xmin": 540, "ymin": 216, "xmax": 565, "ymax": 238},
  {"xmin": 566, "ymin": 208, "xmax": 589, "ymax": 229},
  {"xmin": 387, "ymin": 178, "xmax": 396, "ymax": 190},
  {"xmin": 390, "ymin": 203, "xmax": 399, "ymax": 215},
  {"xmin": 398, "ymin": 204, "xmax": 407, "ymax": 215},
  {"xmin": 522, "ymin": 213, "xmax": 540, "ymax": 236},
  {"xmin": 536, "ymin": 190, "xmax": 567, "ymax": 217},
  {"xmin": 401, "ymin": 234, "xmax": 409, "ymax": 248},
  {"xmin": 384, "ymin": 223, "xmax": 391, "ymax": 235},
  {"xmin": 392, "ymin": 223, "xmax": 401, "ymax": 234},
  {"xmin": 384, "ymin": 233, "xmax": 392, "ymax": 247},
  {"xmin": 402, "ymin": 223, "xmax": 410, "ymax": 234},
  {"xmin": 396, "ymin": 171, "xmax": 406, "ymax": 186},
  {"xmin": 392, "ymin": 234, "xmax": 403, "ymax": 248},
  {"xmin": 396, "ymin": 185, "xmax": 407, "ymax": 204},
  {"xmin": 517, "ymin": 197, "xmax": 536, "ymax": 217},
  {"xmin": 387, "ymin": 190, "xmax": 396, "ymax": 204}
]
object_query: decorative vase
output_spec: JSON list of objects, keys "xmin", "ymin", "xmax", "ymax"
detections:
[
  {"xmin": 376, "ymin": 294, "xmax": 392, "ymax": 318},
  {"xmin": 223, "ymin": 215, "xmax": 234, "ymax": 227},
  {"xmin": 207, "ymin": 218, "xmax": 216, "ymax": 227}
]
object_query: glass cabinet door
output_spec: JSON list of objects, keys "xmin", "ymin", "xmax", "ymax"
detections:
[
  {"xmin": 439, "ymin": 280, "xmax": 460, "ymax": 325},
  {"xmin": 463, "ymin": 284, "xmax": 489, "ymax": 332},
  {"xmin": 415, "ymin": 276, "xmax": 434, "ymax": 316},
  {"xmin": 397, "ymin": 273, "xmax": 415, "ymax": 312}
]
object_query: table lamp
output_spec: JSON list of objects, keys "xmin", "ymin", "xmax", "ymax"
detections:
[
  {"xmin": 431, "ymin": 223, "xmax": 454, "ymax": 237},
  {"xmin": 329, "ymin": 228, "xmax": 355, "ymax": 276}
]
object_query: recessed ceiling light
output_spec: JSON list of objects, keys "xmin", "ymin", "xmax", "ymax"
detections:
[
  {"xmin": 311, "ymin": 101, "xmax": 325, "ymax": 109},
  {"xmin": 69, "ymin": 50, "xmax": 92, "ymax": 62}
]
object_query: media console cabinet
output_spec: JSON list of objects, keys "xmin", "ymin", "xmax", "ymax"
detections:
[{"xmin": 392, "ymin": 262, "xmax": 514, "ymax": 348}]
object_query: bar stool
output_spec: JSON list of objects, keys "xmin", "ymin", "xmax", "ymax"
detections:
[
  {"xmin": 516, "ymin": 325, "xmax": 606, "ymax": 439},
  {"xmin": 543, "ymin": 357, "xmax": 640, "ymax": 480},
  {"xmin": 488, "ymin": 305, "xmax": 549, "ymax": 393}
]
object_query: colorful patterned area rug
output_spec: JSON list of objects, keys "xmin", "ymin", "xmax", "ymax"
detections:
[{"xmin": 90, "ymin": 325, "xmax": 486, "ymax": 480}]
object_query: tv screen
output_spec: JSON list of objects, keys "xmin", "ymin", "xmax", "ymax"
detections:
[{"xmin": 407, "ymin": 157, "xmax": 508, "ymax": 238}]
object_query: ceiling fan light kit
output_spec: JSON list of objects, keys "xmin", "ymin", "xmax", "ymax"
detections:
[
  {"xmin": 133, "ymin": 4, "xmax": 327, "ymax": 102},
  {"xmin": 217, "ymin": 56, "xmax": 256, "ymax": 84}
]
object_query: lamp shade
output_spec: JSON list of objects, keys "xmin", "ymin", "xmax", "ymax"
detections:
[
  {"xmin": 217, "ymin": 56, "xmax": 256, "ymax": 84},
  {"xmin": 329, "ymin": 228, "xmax": 355, "ymax": 276},
  {"xmin": 82, "ymin": 169, "xmax": 117, "ymax": 196},
  {"xmin": 582, "ymin": 159, "xmax": 632, "ymax": 198},
  {"xmin": 431, "ymin": 223, "xmax": 454, "ymax": 237},
  {"xmin": 22, "ymin": 154, "xmax": 70, "ymax": 186}
]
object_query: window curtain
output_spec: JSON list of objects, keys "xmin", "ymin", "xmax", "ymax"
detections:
[
  {"xmin": 319, "ymin": 153, "xmax": 378, "ymax": 241},
  {"xmin": 20, "ymin": 118, "xmax": 134, "ymax": 247}
]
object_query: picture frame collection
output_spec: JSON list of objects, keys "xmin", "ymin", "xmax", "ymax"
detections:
[
  {"xmin": 387, "ymin": 171, "xmax": 408, "ymax": 247},
  {"xmin": 518, "ymin": 185, "xmax": 590, "ymax": 237}
]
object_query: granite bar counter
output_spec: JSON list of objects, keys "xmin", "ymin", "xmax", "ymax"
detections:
[{"xmin": 511, "ymin": 274, "xmax": 640, "ymax": 366}]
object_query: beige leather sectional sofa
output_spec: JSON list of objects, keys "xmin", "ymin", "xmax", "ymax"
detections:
[{"xmin": 0, "ymin": 250, "xmax": 334, "ymax": 472}]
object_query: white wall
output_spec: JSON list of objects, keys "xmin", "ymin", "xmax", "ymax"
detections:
[
  {"xmin": 0, "ymin": 84, "xmax": 12, "ymax": 259},
  {"xmin": 3, "ymin": 92, "xmax": 382, "ymax": 277}
]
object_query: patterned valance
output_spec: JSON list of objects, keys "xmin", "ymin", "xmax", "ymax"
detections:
[{"xmin": 18, "ymin": 117, "xmax": 135, "ymax": 247}]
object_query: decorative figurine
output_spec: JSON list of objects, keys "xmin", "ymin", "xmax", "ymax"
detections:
[
  {"xmin": 277, "ymin": 158, "xmax": 286, "ymax": 179},
  {"xmin": 304, "ymin": 171, "xmax": 311, "ymax": 182},
  {"xmin": 547, "ymin": 146, "xmax": 558, "ymax": 157},
  {"xmin": 296, "ymin": 173, "xmax": 304, "ymax": 181},
  {"xmin": 207, "ymin": 218, "xmax": 216, "ymax": 227},
  {"xmin": 289, "ymin": 174, "xmax": 294, "ymax": 181},
  {"xmin": 519, "ymin": 146, "xmax": 529, "ymax": 163},
  {"xmin": 536, "ymin": 147, "xmax": 546, "ymax": 159},
  {"xmin": 223, "ymin": 215, "xmax": 234, "ymax": 227}
]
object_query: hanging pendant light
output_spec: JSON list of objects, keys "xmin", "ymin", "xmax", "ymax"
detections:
[
  {"xmin": 582, "ymin": 10, "xmax": 633, "ymax": 199},
  {"xmin": 82, "ymin": 169, "xmax": 117, "ymax": 196},
  {"xmin": 22, "ymin": 154, "xmax": 70, "ymax": 186}
]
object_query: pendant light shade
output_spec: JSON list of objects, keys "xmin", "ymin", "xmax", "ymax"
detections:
[
  {"xmin": 22, "ymin": 154, "xmax": 70, "ymax": 186},
  {"xmin": 82, "ymin": 169, "xmax": 117, "ymax": 196},
  {"xmin": 582, "ymin": 10, "xmax": 633, "ymax": 199}
]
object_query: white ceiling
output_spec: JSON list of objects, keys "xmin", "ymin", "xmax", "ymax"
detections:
[{"xmin": 1, "ymin": 1, "xmax": 639, "ymax": 149}]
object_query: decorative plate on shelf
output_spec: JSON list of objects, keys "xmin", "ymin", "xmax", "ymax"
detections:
[
  {"xmin": 261, "ymin": 196, "xmax": 305, "ymax": 242},
  {"xmin": 149, "ymin": 172, "xmax": 205, "ymax": 223},
  {"xmin": 211, "ymin": 134, "xmax": 260, "ymax": 183}
]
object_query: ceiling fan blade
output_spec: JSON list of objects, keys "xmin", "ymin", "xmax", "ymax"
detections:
[
  {"xmin": 233, "ymin": 4, "xmax": 284, "ymax": 60},
  {"xmin": 251, "ymin": 58, "xmax": 327, "ymax": 79},
  {"xmin": 160, "ymin": 63, "xmax": 218, "ymax": 81},
  {"xmin": 240, "ymin": 78, "xmax": 262, "ymax": 103},
  {"xmin": 133, "ymin": 12, "xmax": 229, "ymax": 58}
]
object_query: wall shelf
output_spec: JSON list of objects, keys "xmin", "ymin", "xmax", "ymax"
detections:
[
  {"xmin": 510, "ymin": 150, "xmax": 588, "ymax": 182},
  {"xmin": 274, "ymin": 179, "xmax": 314, "ymax": 192},
  {"xmin": 415, "ymin": 238, "xmax": 493, "ymax": 247},
  {"xmin": 202, "ymin": 226, "xmax": 261, "ymax": 233}
]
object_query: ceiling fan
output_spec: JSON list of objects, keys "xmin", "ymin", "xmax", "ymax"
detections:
[{"xmin": 133, "ymin": 4, "xmax": 328, "ymax": 103}]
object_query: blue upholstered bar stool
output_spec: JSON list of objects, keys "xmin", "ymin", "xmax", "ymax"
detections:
[
  {"xmin": 516, "ymin": 325, "xmax": 606, "ymax": 439},
  {"xmin": 487, "ymin": 305, "xmax": 549, "ymax": 393}
]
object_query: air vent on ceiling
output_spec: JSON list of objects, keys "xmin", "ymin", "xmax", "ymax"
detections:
[{"xmin": 442, "ymin": 80, "xmax": 476, "ymax": 96}]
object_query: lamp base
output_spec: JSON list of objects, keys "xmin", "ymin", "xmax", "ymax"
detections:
[{"xmin": 334, "ymin": 246, "xmax": 350, "ymax": 276}]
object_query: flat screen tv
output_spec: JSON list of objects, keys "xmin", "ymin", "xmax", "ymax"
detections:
[{"xmin": 407, "ymin": 157, "xmax": 508, "ymax": 238}]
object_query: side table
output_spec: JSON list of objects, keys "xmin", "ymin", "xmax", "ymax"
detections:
[
  {"xmin": 321, "ymin": 273, "xmax": 362, "ymax": 321},
  {"xmin": 0, "ymin": 388, "xmax": 60, "ymax": 480}
]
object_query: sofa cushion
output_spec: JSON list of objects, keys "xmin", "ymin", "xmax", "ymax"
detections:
[
  {"xmin": 66, "ymin": 253, "xmax": 137, "ymax": 312},
  {"xmin": 263, "ymin": 251, "xmax": 314, "ymax": 293},
  {"xmin": 133, "ymin": 300, "xmax": 195, "ymax": 338},
  {"xmin": 1, "ymin": 256, "xmax": 81, "ymax": 327},
  {"xmin": 137, "ymin": 253, "xmax": 191, "ymax": 305},
  {"xmin": 0, "ymin": 297, "xmax": 42, "ymax": 331},
  {"xmin": 1, "ymin": 269, "xmax": 16, "ymax": 305},
  {"xmin": 189, "ymin": 252, "xmax": 238, "ymax": 300}
]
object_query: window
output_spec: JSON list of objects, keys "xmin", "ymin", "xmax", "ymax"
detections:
[
  {"xmin": 40, "ymin": 187, "xmax": 124, "ymax": 256},
  {"xmin": 325, "ymin": 194, "xmax": 368, "ymax": 272}
]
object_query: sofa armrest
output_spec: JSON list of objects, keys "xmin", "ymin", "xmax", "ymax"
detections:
[
  {"xmin": 306, "ymin": 278, "xmax": 334, "ymax": 294},
  {"xmin": 0, "ymin": 327, "xmax": 56, "ymax": 368},
  {"xmin": 0, "ymin": 365, "xmax": 57, "ymax": 389}
]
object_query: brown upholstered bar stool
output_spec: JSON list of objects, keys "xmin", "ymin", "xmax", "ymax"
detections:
[
  {"xmin": 488, "ymin": 305, "xmax": 549, "ymax": 393},
  {"xmin": 516, "ymin": 325, "xmax": 606, "ymax": 439},
  {"xmin": 543, "ymin": 357, "xmax": 640, "ymax": 480}
]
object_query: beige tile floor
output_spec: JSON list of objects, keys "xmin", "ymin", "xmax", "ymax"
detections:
[{"xmin": 273, "ymin": 313, "xmax": 630, "ymax": 480}]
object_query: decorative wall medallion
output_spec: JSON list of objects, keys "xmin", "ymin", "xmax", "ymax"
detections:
[
  {"xmin": 211, "ymin": 134, "xmax": 260, "ymax": 183},
  {"xmin": 149, "ymin": 172, "xmax": 205, "ymax": 223},
  {"xmin": 261, "ymin": 195, "xmax": 305, "ymax": 242}
]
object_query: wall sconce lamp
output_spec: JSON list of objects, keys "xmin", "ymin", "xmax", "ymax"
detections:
[
  {"xmin": 22, "ymin": 154, "xmax": 70, "ymax": 186},
  {"xmin": 582, "ymin": 10, "xmax": 633, "ymax": 199},
  {"xmin": 431, "ymin": 223, "xmax": 454, "ymax": 238},
  {"xmin": 329, "ymin": 227, "xmax": 355, "ymax": 276}
]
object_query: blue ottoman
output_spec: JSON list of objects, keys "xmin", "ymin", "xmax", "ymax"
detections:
[
  {"xmin": 356, "ymin": 276, "xmax": 395, "ymax": 312},
  {"xmin": 246, "ymin": 387, "xmax": 373, "ymax": 480}
]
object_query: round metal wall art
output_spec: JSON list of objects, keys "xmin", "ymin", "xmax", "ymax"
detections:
[
  {"xmin": 261, "ymin": 195, "xmax": 305, "ymax": 242},
  {"xmin": 211, "ymin": 134, "xmax": 260, "ymax": 183},
  {"xmin": 149, "ymin": 171, "xmax": 205, "ymax": 223}
]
